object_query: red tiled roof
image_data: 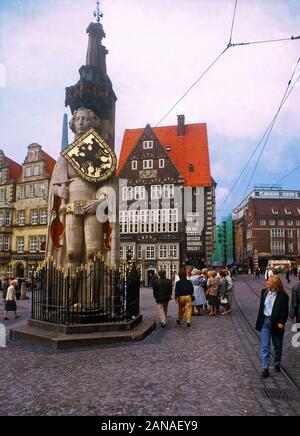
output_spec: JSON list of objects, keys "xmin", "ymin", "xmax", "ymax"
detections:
[
  {"xmin": 117, "ymin": 123, "xmax": 212, "ymax": 187},
  {"xmin": 4, "ymin": 156, "xmax": 22, "ymax": 181},
  {"xmin": 41, "ymin": 151, "xmax": 56, "ymax": 176}
]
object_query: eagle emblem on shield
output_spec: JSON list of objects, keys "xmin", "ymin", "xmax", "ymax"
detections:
[{"xmin": 61, "ymin": 128, "xmax": 117, "ymax": 183}]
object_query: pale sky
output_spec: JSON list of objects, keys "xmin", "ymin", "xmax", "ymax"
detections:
[{"xmin": 0, "ymin": 0, "xmax": 300, "ymax": 221}]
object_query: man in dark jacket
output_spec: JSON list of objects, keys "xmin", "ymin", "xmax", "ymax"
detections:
[
  {"xmin": 290, "ymin": 272, "xmax": 300, "ymax": 331},
  {"xmin": 152, "ymin": 270, "xmax": 173, "ymax": 328}
]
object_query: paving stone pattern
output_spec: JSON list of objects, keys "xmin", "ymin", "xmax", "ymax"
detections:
[{"xmin": 0, "ymin": 278, "xmax": 299, "ymax": 416}]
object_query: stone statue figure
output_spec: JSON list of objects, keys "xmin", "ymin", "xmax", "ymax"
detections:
[{"xmin": 47, "ymin": 107, "xmax": 118, "ymax": 274}]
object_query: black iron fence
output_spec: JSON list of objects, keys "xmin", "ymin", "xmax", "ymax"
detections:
[{"xmin": 32, "ymin": 256, "xmax": 140, "ymax": 325}]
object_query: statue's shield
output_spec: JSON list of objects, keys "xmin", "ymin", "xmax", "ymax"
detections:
[{"xmin": 61, "ymin": 128, "xmax": 117, "ymax": 183}]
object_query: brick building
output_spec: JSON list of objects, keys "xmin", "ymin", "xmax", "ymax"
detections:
[
  {"xmin": 233, "ymin": 188, "xmax": 300, "ymax": 271},
  {"xmin": 117, "ymin": 115, "xmax": 216, "ymax": 285}
]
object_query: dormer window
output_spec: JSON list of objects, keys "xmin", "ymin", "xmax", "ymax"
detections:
[
  {"xmin": 132, "ymin": 161, "xmax": 137, "ymax": 170},
  {"xmin": 189, "ymin": 164, "xmax": 194, "ymax": 173},
  {"xmin": 297, "ymin": 208, "xmax": 300, "ymax": 215},
  {"xmin": 34, "ymin": 165, "xmax": 40, "ymax": 176},
  {"xmin": 285, "ymin": 208, "xmax": 291, "ymax": 215},
  {"xmin": 25, "ymin": 167, "xmax": 32, "ymax": 178},
  {"xmin": 272, "ymin": 208, "xmax": 278, "ymax": 215},
  {"xmin": 143, "ymin": 140, "xmax": 153, "ymax": 150}
]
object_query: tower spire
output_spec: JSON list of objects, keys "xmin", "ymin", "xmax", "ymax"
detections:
[{"xmin": 93, "ymin": 0, "xmax": 103, "ymax": 23}]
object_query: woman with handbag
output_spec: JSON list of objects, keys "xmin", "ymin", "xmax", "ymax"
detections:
[
  {"xmin": 3, "ymin": 279, "xmax": 20, "ymax": 321},
  {"xmin": 206, "ymin": 271, "xmax": 219, "ymax": 316},
  {"xmin": 175, "ymin": 269, "xmax": 194, "ymax": 327},
  {"xmin": 255, "ymin": 275, "xmax": 289, "ymax": 379}
]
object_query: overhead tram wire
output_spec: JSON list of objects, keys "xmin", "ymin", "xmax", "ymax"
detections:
[
  {"xmin": 232, "ymin": 35, "xmax": 300, "ymax": 47},
  {"xmin": 242, "ymin": 60, "xmax": 300, "ymax": 199},
  {"xmin": 155, "ymin": 0, "xmax": 239, "ymax": 127},
  {"xmin": 257, "ymin": 164, "xmax": 300, "ymax": 200},
  {"xmin": 221, "ymin": 56, "xmax": 300, "ymax": 209}
]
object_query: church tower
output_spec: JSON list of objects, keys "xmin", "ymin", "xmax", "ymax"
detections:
[{"xmin": 65, "ymin": 2, "xmax": 117, "ymax": 148}]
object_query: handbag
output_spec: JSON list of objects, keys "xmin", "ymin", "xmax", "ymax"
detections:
[
  {"xmin": 191, "ymin": 295, "xmax": 195, "ymax": 302},
  {"xmin": 220, "ymin": 295, "xmax": 228, "ymax": 305}
]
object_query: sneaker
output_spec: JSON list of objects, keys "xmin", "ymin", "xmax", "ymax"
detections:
[
  {"xmin": 261, "ymin": 369, "xmax": 269, "ymax": 379},
  {"xmin": 161, "ymin": 323, "xmax": 166, "ymax": 328},
  {"xmin": 176, "ymin": 320, "xmax": 181, "ymax": 325},
  {"xmin": 187, "ymin": 323, "xmax": 191, "ymax": 327},
  {"xmin": 3, "ymin": 317, "xmax": 9, "ymax": 320}
]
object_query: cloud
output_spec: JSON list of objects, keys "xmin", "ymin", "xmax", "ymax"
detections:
[{"xmin": 216, "ymin": 186, "xmax": 230, "ymax": 203}]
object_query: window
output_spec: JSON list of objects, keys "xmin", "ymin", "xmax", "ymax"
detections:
[
  {"xmin": 143, "ymin": 140, "xmax": 153, "ymax": 149},
  {"xmin": 151, "ymin": 185, "xmax": 162, "ymax": 200},
  {"xmin": 5, "ymin": 212, "xmax": 11, "ymax": 226},
  {"xmin": 120, "ymin": 245, "xmax": 126, "ymax": 260},
  {"xmin": 288, "ymin": 242, "xmax": 294, "ymax": 253},
  {"xmin": 19, "ymin": 186, "xmax": 26, "ymax": 199},
  {"xmin": 38, "ymin": 184, "xmax": 45, "ymax": 197},
  {"xmin": 31, "ymin": 210, "xmax": 39, "ymax": 225},
  {"xmin": 134, "ymin": 186, "xmax": 145, "ymax": 200},
  {"xmin": 25, "ymin": 167, "xmax": 32, "ymax": 178},
  {"xmin": 7, "ymin": 265, "xmax": 13, "ymax": 279},
  {"xmin": 0, "ymin": 212, "xmax": 4, "ymax": 226},
  {"xmin": 119, "ymin": 211, "xmax": 128, "ymax": 234},
  {"xmin": 271, "ymin": 241, "xmax": 285, "ymax": 254},
  {"xmin": 0, "ymin": 236, "xmax": 10, "ymax": 251},
  {"xmin": 132, "ymin": 161, "xmax": 138, "ymax": 170},
  {"xmin": 0, "ymin": 188, "xmax": 6, "ymax": 201},
  {"xmin": 17, "ymin": 237, "xmax": 24, "ymax": 253},
  {"xmin": 137, "ymin": 245, "xmax": 142, "ymax": 260},
  {"xmin": 39, "ymin": 236, "xmax": 46, "ymax": 252},
  {"xmin": 271, "ymin": 228, "xmax": 284, "ymax": 238},
  {"xmin": 159, "ymin": 245, "xmax": 168, "ymax": 259},
  {"xmin": 287, "ymin": 220, "xmax": 293, "ymax": 226},
  {"xmin": 278, "ymin": 220, "xmax": 284, "ymax": 226},
  {"xmin": 122, "ymin": 187, "xmax": 133, "ymax": 201},
  {"xmin": 269, "ymin": 220, "xmax": 275, "ymax": 226},
  {"xmin": 260, "ymin": 220, "xmax": 266, "ymax": 226},
  {"xmin": 34, "ymin": 166, "xmax": 40, "ymax": 176},
  {"xmin": 40, "ymin": 209, "xmax": 47, "ymax": 225},
  {"xmin": 29, "ymin": 185, "xmax": 36, "ymax": 198},
  {"xmin": 285, "ymin": 208, "xmax": 292, "ymax": 215},
  {"xmin": 297, "ymin": 220, "xmax": 300, "ymax": 226},
  {"xmin": 169, "ymin": 244, "xmax": 178, "ymax": 258},
  {"xmin": 189, "ymin": 164, "xmax": 194, "ymax": 173},
  {"xmin": 272, "ymin": 209, "xmax": 279, "ymax": 215},
  {"xmin": 128, "ymin": 210, "xmax": 139, "ymax": 233},
  {"xmin": 125, "ymin": 245, "xmax": 135, "ymax": 261},
  {"xmin": 143, "ymin": 160, "xmax": 153, "ymax": 169},
  {"xmin": 159, "ymin": 159, "xmax": 165, "ymax": 168},
  {"xmin": 18, "ymin": 211, "xmax": 25, "ymax": 226},
  {"xmin": 163, "ymin": 184, "xmax": 174, "ymax": 199},
  {"xmin": 288, "ymin": 229, "xmax": 293, "ymax": 238},
  {"xmin": 29, "ymin": 236, "xmax": 37, "ymax": 253},
  {"xmin": 146, "ymin": 245, "xmax": 155, "ymax": 260}
]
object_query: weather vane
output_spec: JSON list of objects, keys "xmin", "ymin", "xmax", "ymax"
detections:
[{"xmin": 93, "ymin": 0, "xmax": 103, "ymax": 23}]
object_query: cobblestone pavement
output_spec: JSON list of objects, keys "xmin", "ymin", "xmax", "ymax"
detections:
[{"xmin": 0, "ymin": 279, "xmax": 299, "ymax": 416}]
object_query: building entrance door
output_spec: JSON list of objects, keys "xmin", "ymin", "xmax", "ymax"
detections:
[
  {"xmin": 16, "ymin": 263, "xmax": 25, "ymax": 278},
  {"xmin": 147, "ymin": 269, "xmax": 156, "ymax": 287}
]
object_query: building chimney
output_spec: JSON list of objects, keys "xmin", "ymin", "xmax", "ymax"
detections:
[{"xmin": 177, "ymin": 114, "xmax": 185, "ymax": 136}]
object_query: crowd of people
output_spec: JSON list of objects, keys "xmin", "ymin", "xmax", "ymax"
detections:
[
  {"xmin": 152, "ymin": 266, "xmax": 234, "ymax": 329},
  {"xmin": 152, "ymin": 265, "xmax": 300, "ymax": 380}
]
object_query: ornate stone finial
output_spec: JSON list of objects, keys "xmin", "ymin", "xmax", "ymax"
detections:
[{"xmin": 94, "ymin": 0, "xmax": 103, "ymax": 23}]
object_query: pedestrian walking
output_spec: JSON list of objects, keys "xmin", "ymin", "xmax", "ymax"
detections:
[
  {"xmin": 290, "ymin": 271, "xmax": 300, "ymax": 331},
  {"xmin": 206, "ymin": 271, "xmax": 220, "ymax": 316},
  {"xmin": 190, "ymin": 269, "xmax": 206, "ymax": 316},
  {"xmin": 175, "ymin": 269, "xmax": 194, "ymax": 327},
  {"xmin": 152, "ymin": 270, "xmax": 173, "ymax": 328},
  {"xmin": 255, "ymin": 275, "xmax": 289, "ymax": 379},
  {"xmin": 255, "ymin": 267, "xmax": 261, "ymax": 279},
  {"xmin": 219, "ymin": 271, "xmax": 230, "ymax": 316},
  {"xmin": 264, "ymin": 267, "xmax": 273, "ymax": 280},
  {"xmin": 3, "ymin": 279, "xmax": 20, "ymax": 321},
  {"xmin": 285, "ymin": 266, "xmax": 290, "ymax": 284}
]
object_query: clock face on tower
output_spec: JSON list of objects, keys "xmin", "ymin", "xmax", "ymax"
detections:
[{"xmin": 61, "ymin": 128, "xmax": 117, "ymax": 183}]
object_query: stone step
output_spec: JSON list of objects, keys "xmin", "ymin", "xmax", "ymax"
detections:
[{"xmin": 10, "ymin": 320, "xmax": 156, "ymax": 350}]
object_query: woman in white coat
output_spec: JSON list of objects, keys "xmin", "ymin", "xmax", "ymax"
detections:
[{"xmin": 189, "ymin": 269, "xmax": 207, "ymax": 315}]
